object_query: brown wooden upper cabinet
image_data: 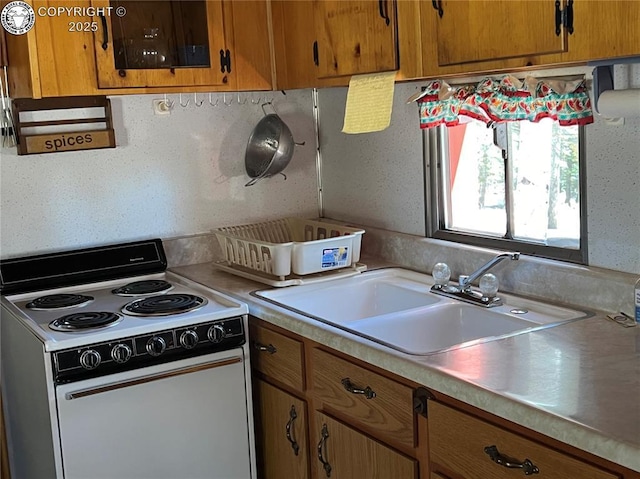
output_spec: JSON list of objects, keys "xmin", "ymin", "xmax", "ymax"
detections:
[
  {"xmin": 4, "ymin": 0, "xmax": 271, "ymax": 98},
  {"xmin": 420, "ymin": 0, "xmax": 640, "ymax": 77},
  {"xmin": 91, "ymin": 0, "xmax": 234, "ymax": 89},
  {"xmin": 5, "ymin": 0, "xmax": 103, "ymax": 98},
  {"xmin": 566, "ymin": 0, "xmax": 640, "ymax": 62},
  {"xmin": 271, "ymin": 0, "xmax": 421, "ymax": 90},
  {"xmin": 313, "ymin": 0, "xmax": 399, "ymax": 78},
  {"xmin": 271, "ymin": 0, "xmax": 320, "ymax": 90},
  {"xmin": 270, "ymin": 1, "xmax": 345, "ymax": 90},
  {"xmin": 431, "ymin": 0, "xmax": 567, "ymax": 67}
]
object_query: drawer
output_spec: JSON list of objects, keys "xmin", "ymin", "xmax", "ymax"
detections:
[
  {"xmin": 428, "ymin": 401, "xmax": 620, "ymax": 479},
  {"xmin": 311, "ymin": 348, "xmax": 415, "ymax": 448},
  {"xmin": 249, "ymin": 323, "xmax": 304, "ymax": 391}
]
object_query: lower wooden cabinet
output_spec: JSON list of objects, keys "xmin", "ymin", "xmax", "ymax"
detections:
[
  {"xmin": 313, "ymin": 412, "xmax": 418, "ymax": 479},
  {"xmin": 253, "ymin": 379, "xmax": 309, "ymax": 479},
  {"xmin": 428, "ymin": 401, "xmax": 620, "ymax": 479},
  {"xmin": 249, "ymin": 318, "xmax": 425, "ymax": 479},
  {"xmin": 250, "ymin": 318, "xmax": 636, "ymax": 479}
]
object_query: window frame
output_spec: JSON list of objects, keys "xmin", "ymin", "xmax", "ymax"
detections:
[{"xmin": 424, "ymin": 123, "xmax": 589, "ymax": 264}]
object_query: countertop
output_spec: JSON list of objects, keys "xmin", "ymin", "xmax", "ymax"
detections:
[{"xmin": 171, "ymin": 261, "xmax": 640, "ymax": 473}]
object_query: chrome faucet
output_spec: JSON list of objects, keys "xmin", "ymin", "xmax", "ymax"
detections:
[
  {"xmin": 459, "ymin": 252, "xmax": 520, "ymax": 291},
  {"xmin": 431, "ymin": 252, "xmax": 520, "ymax": 307}
]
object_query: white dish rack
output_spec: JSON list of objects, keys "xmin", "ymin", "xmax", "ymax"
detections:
[{"xmin": 214, "ymin": 218, "xmax": 365, "ymax": 286}]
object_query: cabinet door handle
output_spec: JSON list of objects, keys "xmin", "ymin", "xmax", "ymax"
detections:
[
  {"xmin": 378, "ymin": 0, "xmax": 390, "ymax": 25},
  {"xmin": 219, "ymin": 49, "xmax": 226, "ymax": 73},
  {"xmin": 317, "ymin": 423, "xmax": 332, "ymax": 477},
  {"xmin": 555, "ymin": 0, "xmax": 562, "ymax": 35},
  {"xmin": 432, "ymin": 0, "xmax": 443, "ymax": 18},
  {"xmin": 313, "ymin": 41, "xmax": 319, "ymax": 66},
  {"xmin": 219, "ymin": 49, "xmax": 232, "ymax": 73},
  {"xmin": 564, "ymin": 0, "xmax": 574, "ymax": 34},
  {"xmin": 225, "ymin": 49, "xmax": 232, "ymax": 73},
  {"xmin": 484, "ymin": 445, "xmax": 540, "ymax": 475},
  {"xmin": 253, "ymin": 341, "xmax": 277, "ymax": 354},
  {"xmin": 99, "ymin": 13, "xmax": 108, "ymax": 50},
  {"xmin": 341, "ymin": 377, "xmax": 376, "ymax": 399},
  {"xmin": 285, "ymin": 405, "xmax": 300, "ymax": 456}
]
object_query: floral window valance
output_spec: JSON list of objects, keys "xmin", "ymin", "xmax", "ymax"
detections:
[{"xmin": 417, "ymin": 75, "xmax": 594, "ymax": 129}]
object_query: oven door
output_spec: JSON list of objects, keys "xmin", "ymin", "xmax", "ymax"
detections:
[{"xmin": 55, "ymin": 349, "xmax": 252, "ymax": 479}]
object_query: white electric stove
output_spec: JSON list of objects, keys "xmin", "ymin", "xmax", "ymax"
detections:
[{"xmin": 0, "ymin": 239, "xmax": 257, "ymax": 479}]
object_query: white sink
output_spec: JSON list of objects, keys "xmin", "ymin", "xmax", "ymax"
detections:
[
  {"xmin": 254, "ymin": 268, "xmax": 589, "ymax": 355},
  {"xmin": 256, "ymin": 270, "xmax": 440, "ymax": 323}
]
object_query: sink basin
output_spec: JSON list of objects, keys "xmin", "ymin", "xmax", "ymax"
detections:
[
  {"xmin": 256, "ymin": 271, "xmax": 440, "ymax": 323},
  {"xmin": 254, "ymin": 268, "xmax": 590, "ymax": 355},
  {"xmin": 353, "ymin": 302, "xmax": 546, "ymax": 355}
]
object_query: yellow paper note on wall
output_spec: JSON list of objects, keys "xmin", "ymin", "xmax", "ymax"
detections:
[{"xmin": 342, "ymin": 71, "xmax": 397, "ymax": 134}]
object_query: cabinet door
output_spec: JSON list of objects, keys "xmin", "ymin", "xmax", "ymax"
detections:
[
  {"xmin": 271, "ymin": 0, "xmax": 317, "ymax": 90},
  {"xmin": 434, "ymin": 0, "xmax": 567, "ymax": 66},
  {"xmin": 254, "ymin": 379, "xmax": 309, "ymax": 479},
  {"xmin": 567, "ymin": 0, "xmax": 640, "ymax": 62},
  {"xmin": 313, "ymin": 412, "xmax": 417, "ymax": 479},
  {"xmin": 31, "ymin": 0, "xmax": 99, "ymax": 97},
  {"xmin": 271, "ymin": 1, "xmax": 350, "ymax": 89},
  {"xmin": 7, "ymin": 0, "xmax": 99, "ymax": 98},
  {"xmin": 226, "ymin": 0, "xmax": 272, "ymax": 91},
  {"xmin": 313, "ymin": 0, "xmax": 398, "ymax": 78},
  {"xmin": 92, "ymin": 0, "xmax": 233, "ymax": 88}
]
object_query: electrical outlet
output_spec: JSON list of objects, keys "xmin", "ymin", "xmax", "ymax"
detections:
[{"xmin": 152, "ymin": 99, "xmax": 171, "ymax": 116}]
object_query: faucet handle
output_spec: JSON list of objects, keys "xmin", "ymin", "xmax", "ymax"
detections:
[
  {"xmin": 479, "ymin": 273, "xmax": 499, "ymax": 298},
  {"xmin": 432, "ymin": 263, "xmax": 451, "ymax": 286}
]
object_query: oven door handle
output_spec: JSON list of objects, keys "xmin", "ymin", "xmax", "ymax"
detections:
[{"xmin": 65, "ymin": 356, "xmax": 242, "ymax": 400}]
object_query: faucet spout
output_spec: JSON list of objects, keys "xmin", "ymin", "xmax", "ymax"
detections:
[{"xmin": 459, "ymin": 252, "xmax": 520, "ymax": 289}]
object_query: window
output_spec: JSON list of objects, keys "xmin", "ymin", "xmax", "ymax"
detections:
[{"xmin": 426, "ymin": 118, "xmax": 587, "ymax": 263}]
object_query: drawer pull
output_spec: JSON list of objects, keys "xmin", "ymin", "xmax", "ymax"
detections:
[
  {"xmin": 285, "ymin": 405, "xmax": 300, "ymax": 456},
  {"xmin": 341, "ymin": 377, "xmax": 376, "ymax": 399},
  {"xmin": 317, "ymin": 423, "xmax": 332, "ymax": 477},
  {"xmin": 253, "ymin": 341, "xmax": 277, "ymax": 354},
  {"xmin": 484, "ymin": 445, "xmax": 540, "ymax": 475}
]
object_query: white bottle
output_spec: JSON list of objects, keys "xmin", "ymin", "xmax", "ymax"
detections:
[{"xmin": 635, "ymin": 278, "xmax": 640, "ymax": 323}]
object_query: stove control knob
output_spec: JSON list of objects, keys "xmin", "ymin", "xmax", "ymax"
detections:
[
  {"xmin": 180, "ymin": 330, "xmax": 199, "ymax": 349},
  {"xmin": 207, "ymin": 324, "xmax": 226, "ymax": 343},
  {"xmin": 146, "ymin": 336, "xmax": 166, "ymax": 357},
  {"xmin": 111, "ymin": 343, "xmax": 132, "ymax": 364},
  {"xmin": 80, "ymin": 349, "xmax": 101, "ymax": 370}
]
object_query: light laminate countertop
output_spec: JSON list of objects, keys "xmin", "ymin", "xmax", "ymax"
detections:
[{"xmin": 171, "ymin": 261, "xmax": 640, "ymax": 474}]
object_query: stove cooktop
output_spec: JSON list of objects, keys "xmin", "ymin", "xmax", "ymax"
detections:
[{"xmin": 2, "ymin": 272, "xmax": 247, "ymax": 352}]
